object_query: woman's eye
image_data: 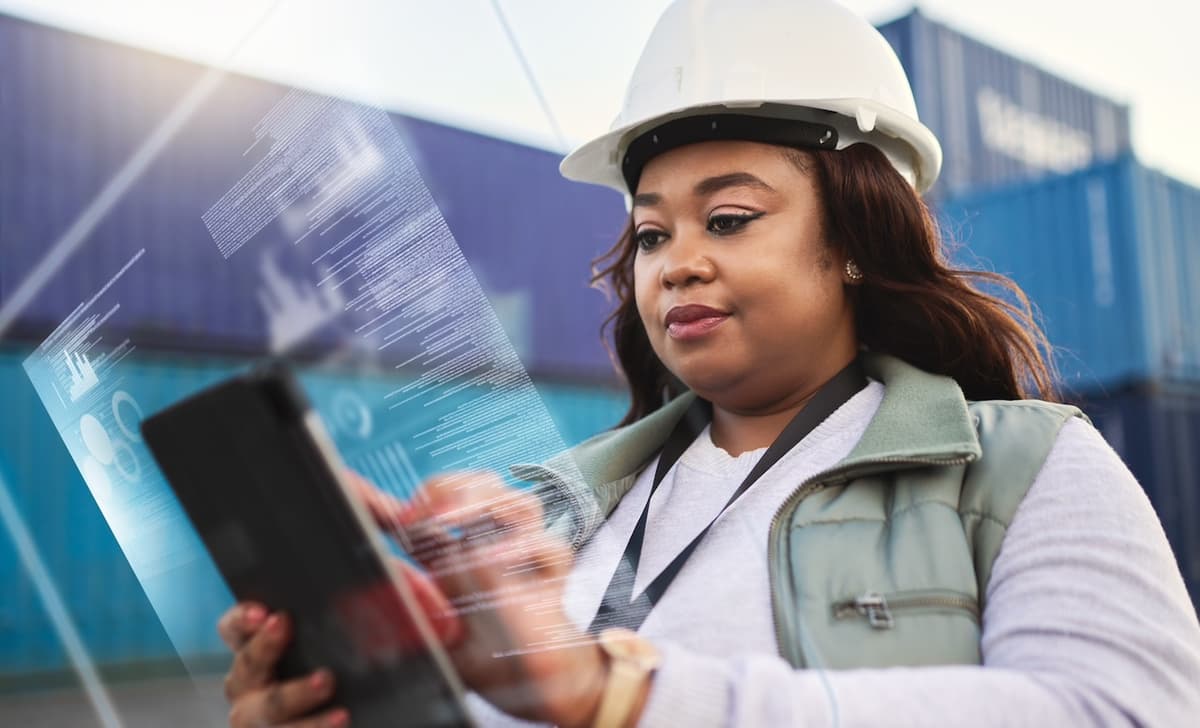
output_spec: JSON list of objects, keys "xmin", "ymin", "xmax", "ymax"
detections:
[
  {"xmin": 635, "ymin": 229, "xmax": 667, "ymax": 251},
  {"xmin": 707, "ymin": 212, "xmax": 763, "ymax": 235}
]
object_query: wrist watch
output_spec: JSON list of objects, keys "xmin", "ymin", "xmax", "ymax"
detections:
[{"xmin": 591, "ymin": 628, "xmax": 661, "ymax": 728}]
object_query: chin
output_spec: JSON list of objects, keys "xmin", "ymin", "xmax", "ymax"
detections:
[
  {"xmin": 670, "ymin": 355, "xmax": 793, "ymax": 413},
  {"xmin": 658, "ymin": 340, "xmax": 753, "ymax": 398},
  {"xmin": 670, "ymin": 362, "xmax": 745, "ymax": 402}
]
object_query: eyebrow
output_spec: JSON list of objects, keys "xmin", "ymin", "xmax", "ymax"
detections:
[
  {"xmin": 631, "ymin": 172, "xmax": 776, "ymax": 208},
  {"xmin": 694, "ymin": 172, "xmax": 775, "ymax": 197},
  {"xmin": 632, "ymin": 191, "xmax": 662, "ymax": 208}
]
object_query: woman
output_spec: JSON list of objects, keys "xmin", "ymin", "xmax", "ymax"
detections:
[{"xmin": 218, "ymin": 1, "xmax": 1200, "ymax": 726}]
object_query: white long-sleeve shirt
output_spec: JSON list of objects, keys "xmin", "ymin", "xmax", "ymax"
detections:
[{"xmin": 471, "ymin": 381, "xmax": 1200, "ymax": 726}]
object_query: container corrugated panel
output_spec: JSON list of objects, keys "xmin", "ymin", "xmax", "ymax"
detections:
[
  {"xmin": 1080, "ymin": 382, "xmax": 1200, "ymax": 609},
  {"xmin": 1127, "ymin": 168, "xmax": 1200, "ymax": 380},
  {"xmin": 876, "ymin": 10, "xmax": 1132, "ymax": 199},
  {"xmin": 939, "ymin": 155, "xmax": 1200, "ymax": 389},
  {"xmin": 0, "ymin": 13, "xmax": 270, "ymax": 348},
  {"xmin": 536, "ymin": 381, "xmax": 628, "ymax": 445},
  {"xmin": 0, "ymin": 13, "xmax": 626, "ymax": 382},
  {"xmin": 392, "ymin": 114, "xmax": 625, "ymax": 380}
]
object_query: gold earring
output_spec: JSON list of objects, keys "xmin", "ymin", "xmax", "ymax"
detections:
[{"xmin": 844, "ymin": 260, "xmax": 863, "ymax": 282}]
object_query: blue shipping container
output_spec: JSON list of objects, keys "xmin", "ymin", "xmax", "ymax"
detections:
[
  {"xmin": 941, "ymin": 155, "xmax": 1200, "ymax": 389},
  {"xmin": 0, "ymin": 350, "xmax": 179, "ymax": 678},
  {"xmin": 877, "ymin": 9, "xmax": 1132, "ymax": 199},
  {"xmin": 0, "ymin": 13, "xmax": 627, "ymax": 382}
]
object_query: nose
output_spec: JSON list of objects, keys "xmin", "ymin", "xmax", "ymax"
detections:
[{"xmin": 660, "ymin": 230, "xmax": 715, "ymax": 289}]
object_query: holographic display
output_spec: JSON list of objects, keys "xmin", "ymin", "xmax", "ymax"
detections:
[{"xmin": 19, "ymin": 82, "xmax": 603, "ymax": 721}]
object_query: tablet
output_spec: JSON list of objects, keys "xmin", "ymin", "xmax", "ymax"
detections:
[{"xmin": 141, "ymin": 362, "xmax": 474, "ymax": 728}]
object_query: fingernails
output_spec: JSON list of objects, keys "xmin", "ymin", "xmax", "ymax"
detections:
[
  {"xmin": 242, "ymin": 605, "xmax": 265, "ymax": 627},
  {"xmin": 265, "ymin": 614, "xmax": 285, "ymax": 637},
  {"xmin": 326, "ymin": 709, "xmax": 349, "ymax": 727},
  {"xmin": 309, "ymin": 669, "xmax": 331, "ymax": 690}
]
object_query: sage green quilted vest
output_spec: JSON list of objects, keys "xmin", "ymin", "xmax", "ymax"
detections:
[{"xmin": 517, "ymin": 354, "xmax": 1084, "ymax": 670}]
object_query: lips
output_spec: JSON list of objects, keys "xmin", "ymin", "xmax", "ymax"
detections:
[{"xmin": 664, "ymin": 304, "xmax": 730, "ymax": 341}]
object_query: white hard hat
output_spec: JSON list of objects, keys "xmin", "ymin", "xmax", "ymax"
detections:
[{"xmin": 560, "ymin": 0, "xmax": 943, "ymax": 194}]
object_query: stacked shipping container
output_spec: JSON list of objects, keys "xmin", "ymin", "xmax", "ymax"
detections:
[
  {"xmin": 877, "ymin": 9, "xmax": 1133, "ymax": 199},
  {"xmin": 0, "ymin": 13, "xmax": 627, "ymax": 382},
  {"xmin": 0, "ymin": 7, "xmax": 1196, "ymax": 680},
  {"xmin": 939, "ymin": 157, "xmax": 1200, "ymax": 389}
]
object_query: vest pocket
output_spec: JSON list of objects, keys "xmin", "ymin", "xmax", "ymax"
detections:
[{"xmin": 832, "ymin": 589, "xmax": 980, "ymax": 630}]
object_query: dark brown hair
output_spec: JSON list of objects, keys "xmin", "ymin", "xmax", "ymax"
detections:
[{"xmin": 592, "ymin": 143, "xmax": 1059, "ymax": 425}]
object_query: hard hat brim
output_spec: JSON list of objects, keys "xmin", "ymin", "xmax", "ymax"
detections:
[{"xmin": 561, "ymin": 100, "xmax": 942, "ymax": 195}]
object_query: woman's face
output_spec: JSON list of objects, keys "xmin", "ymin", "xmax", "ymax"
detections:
[{"xmin": 632, "ymin": 140, "xmax": 858, "ymax": 413}]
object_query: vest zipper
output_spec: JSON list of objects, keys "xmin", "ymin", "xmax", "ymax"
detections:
[
  {"xmin": 832, "ymin": 591, "xmax": 981, "ymax": 629},
  {"xmin": 767, "ymin": 453, "xmax": 975, "ymax": 668},
  {"xmin": 768, "ymin": 478, "xmax": 827, "ymax": 667}
]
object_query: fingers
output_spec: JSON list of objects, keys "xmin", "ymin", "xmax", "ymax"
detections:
[
  {"xmin": 476, "ymin": 531, "xmax": 573, "ymax": 583},
  {"xmin": 224, "ymin": 612, "xmax": 291, "ymax": 702},
  {"xmin": 417, "ymin": 524, "xmax": 574, "ymax": 612},
  {"xmin": 344, "ymin": 469, "xmax": 411, "ymax": 535},
  {"xmin": 218, "ymin": 602, "xmax": 268, "ymax": 652},
  {"xmin": 227, "ymin": 673, "xmax": 346, "ymax": 728},
  {"xmin": 395, "ymin": 559, "xmax": 465, "ymax": 647},
  {"xmin": 398, "ymin": 475, "xmax": 568, "ymax": 590},
  {"xmin": 406, "ymin": 473, "xmax": 545, "ymax": 544}
]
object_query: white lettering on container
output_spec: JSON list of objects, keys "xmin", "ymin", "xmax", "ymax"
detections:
[{"xmin": 976, "ymin": 87, "xmax": 1094, "ymax": 173}]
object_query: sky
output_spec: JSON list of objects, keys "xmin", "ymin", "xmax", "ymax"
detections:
[{"xmin": 0, "ymin": 0, "xmax": 1198, "ymax": 188}]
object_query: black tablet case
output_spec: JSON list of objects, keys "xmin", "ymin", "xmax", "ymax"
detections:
[{"xmin": 142, "ymin": 364, "xmax": 472, "ymax": 727}]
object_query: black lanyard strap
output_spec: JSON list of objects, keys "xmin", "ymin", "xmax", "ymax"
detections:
[{"xmin": 588, "ymin": 359, "xmax": 868, "ymax": 634}]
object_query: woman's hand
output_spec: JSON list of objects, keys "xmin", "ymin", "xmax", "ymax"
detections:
[
  {"xmin": 399, "ymin": 472, "xmax": 611, "ymax": 728},
  {"xmin": 215, "ymin": 471, "xmax": 465, "ymax": 727},
  {"xmin": 216, "ymin": 470, "xmax": 616, "ymax": 727},
  {"xmin": 216, "ymin": 555, "xmax": 464, "ymax": 728},
  {"xmin": 216, "ymin": 603, "xmax": 348, "ymax": 728}
]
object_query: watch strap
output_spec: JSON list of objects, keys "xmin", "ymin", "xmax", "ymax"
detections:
[{"xmin": 592, "ymin": 629, "xmax": 660, "ymax": 728}]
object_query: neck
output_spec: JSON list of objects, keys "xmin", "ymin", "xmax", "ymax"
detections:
[
  {"xmin": 708, "ymin": 357, "xmax": 859, "ymax": 457},
  {"xmin": 709, "ymin": 393, "xmax": 818, "ymax": 457}
]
